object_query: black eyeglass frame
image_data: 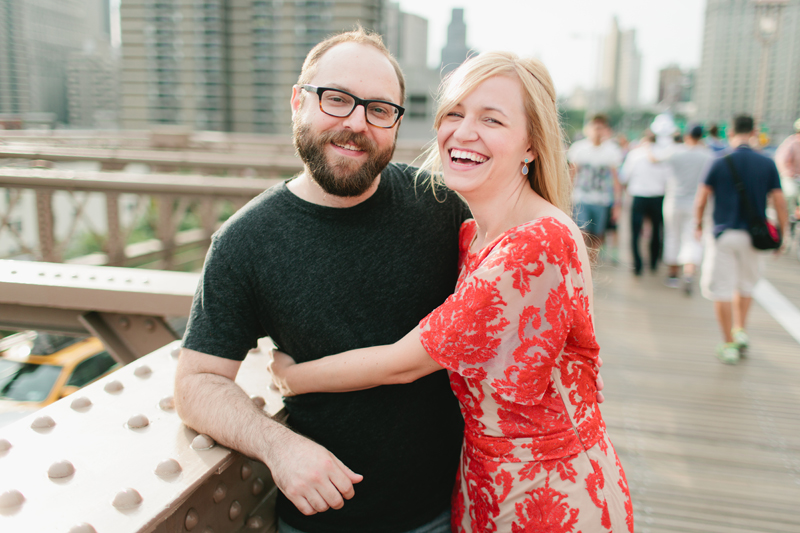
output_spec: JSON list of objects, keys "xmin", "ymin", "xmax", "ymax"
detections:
[{"xmin": 300, "ymin": 84, "xmax": 405, "ymax": 128}]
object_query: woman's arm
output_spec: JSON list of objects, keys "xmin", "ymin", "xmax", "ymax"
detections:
[{"xmin": 269, "ymin": 326, "xmax": 444, "ymax": 396}]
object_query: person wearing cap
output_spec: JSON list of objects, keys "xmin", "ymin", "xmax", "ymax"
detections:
[{"xmin": 662, "ymin": 125, "xmax": 714, "ymax": 293}]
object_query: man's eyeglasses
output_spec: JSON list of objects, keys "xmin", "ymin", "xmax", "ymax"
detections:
[{"xmin": 300, "ymin": 85, "xmax": 404, "ymax": 129}]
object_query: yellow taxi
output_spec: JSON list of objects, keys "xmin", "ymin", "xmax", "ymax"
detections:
[{"xmin": 0, "ymin": 331, "xmax": 120, "ymax": 427}]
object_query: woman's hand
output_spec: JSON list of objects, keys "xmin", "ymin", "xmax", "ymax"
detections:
[{"xmin": 268, "ymin": 349, "xmax": 298, "ymax": 397}]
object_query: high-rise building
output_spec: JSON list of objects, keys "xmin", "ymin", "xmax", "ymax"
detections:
[
  {"xmin": 440, "ymin": 8, "xmax": 472, "ymax": 76},
  {"xmin": 120, "ymin": 0, "xmax": 385, "ymax": 134},
  {"xmin": 22, "ymin": 0, "xmax": 111, "ymax": 125},
  {"xmin": 597, "ymin": 17, "xmax": 641, "ymax": 110},
  {"xmin": 384, "ymin": 2, "xmax": 439, "ymax": 140},
  {"xmin": 67, "ymin": 41, "xmax": 120, "ymax": 128},
  {"xmin": 694, "ymin": 0, "xmax": 800, "ymax": 139},
  {"xmin": 0, "ymin": 0, "xmax": 29, "ymax": 119}
]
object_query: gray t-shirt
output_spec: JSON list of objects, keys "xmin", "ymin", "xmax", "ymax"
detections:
[
  {"xmin": 666, "ymin": 145, "xmax": 714, "ymax": 209},
  {"xmin": 183, "ymin": 162, "xmax": 470, "ymax": 533}
]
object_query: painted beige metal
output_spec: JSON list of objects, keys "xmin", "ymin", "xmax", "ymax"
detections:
[
  {"xmin": 0, "ymin": 340, "xmax": 283, "ymax": 533},
  {"xmin": 0, "ymin": 260, "xmax": 199, "ymax": 318},
  {"xmin": 0, "ymin": 168, "xmax": 280, "ymax": 197},
  {"xmin": 80, "ymin": 312, "xmax": 179, "ymax": 365}
]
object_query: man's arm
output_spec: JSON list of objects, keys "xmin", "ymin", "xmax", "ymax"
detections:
[
  {"xmin": 694, "ymin": 184, "xmax": 713, "ymax": 239},
  {"xmin": 174, "ymin": 348, "xmax": 362, "ymax": 516}
]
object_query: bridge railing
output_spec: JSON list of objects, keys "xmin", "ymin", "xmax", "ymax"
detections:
[{"xmin": 0, "ymin": 261, "xmax": 283, "ymax": 533}]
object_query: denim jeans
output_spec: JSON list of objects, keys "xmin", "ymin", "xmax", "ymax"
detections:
[{"xmin": 278, "ymin": 509, "xmax": 451, "ymax": 533}]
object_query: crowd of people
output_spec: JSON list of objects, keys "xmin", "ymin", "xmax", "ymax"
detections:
[
  {"xmin": 566, "ymin": 113, "xmax": 794, "ymax": 365},
  {"xmin": 169, "ymin": 25, "xmax": 796, "ymax": 533}
]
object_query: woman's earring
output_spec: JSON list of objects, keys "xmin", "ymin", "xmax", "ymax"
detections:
[{"xmin": 522, "ymin": 158, "xmax": 529, "ymax": 176}]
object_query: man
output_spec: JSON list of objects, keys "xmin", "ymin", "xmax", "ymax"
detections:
[
  {"xmin": 619, "ymin": 130, "xmax": 672, "ymax": 276},
  {"xmin": 568, "ymin": 113, "xmax": 623, "ymax": 262},
  {"xmin": 175, "ymin": 28, "xmax": 468, "ymax": 533},
  {"xmin": 663, "ymin": 125, "xmax": 713, "ymax": 293},
  {"xmin": 775, "ymin": 118, "xmax": 800, "ymax": 223},
  {"xmin": 695, "ymin": 115, "xmax": 789, "ymax": 364}
]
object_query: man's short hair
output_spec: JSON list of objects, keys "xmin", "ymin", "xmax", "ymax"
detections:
[
  {"xmin": 709, "ymin": 124, "xmax": 720, "ymax": 137},
  {"xmin": 589, "ymin": 113, "xmax": 610, "ymax": 127},
  {"xmin": 733, "ymin": 115, "xmax": 755, "ymax": 135},
  {"xmin": 297, "ymin": 26, "xmax": 406, "ymax": 104},
  {"xmin": 689, "ymin": 124, "xmax": 703, "ymax": 140}
]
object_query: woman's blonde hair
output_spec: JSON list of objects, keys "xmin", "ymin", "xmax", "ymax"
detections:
[{"xmin": 417, "ymin": 51, "xmax": 572, "ymax": 214}]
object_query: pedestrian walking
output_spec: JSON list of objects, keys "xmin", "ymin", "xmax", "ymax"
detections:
[
  {"xmin": 620, "ymin": 128, "xmax": 672, "ymax": 276},
  {"xmin": 663, "ymin": 125, "xmax": 714, "ymax": 293},
  {"xmin": 695, "ymin": 115, "xmax": 789, "ymax": 364},
  {"xmin": 568, "ymin": 114, "xmax": 623, "ymax": 263}
]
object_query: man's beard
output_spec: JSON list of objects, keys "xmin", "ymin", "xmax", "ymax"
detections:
[{"xmin": 293, "ymin": 118, "xmax": 395, "ymax": 197}]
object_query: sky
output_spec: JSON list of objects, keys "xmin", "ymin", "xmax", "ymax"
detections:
[{"xmin": 396, "ymin": 0, "xmax": 707, "ymax": 105}]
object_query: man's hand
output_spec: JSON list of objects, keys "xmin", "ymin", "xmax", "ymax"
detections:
[
  {"xmin": 268, "ymin": 431, "xmax": 363, "ymax": 515},
  {"xmin": 268, "ymin": 349, "xmax": 298, "ymax": 397}
]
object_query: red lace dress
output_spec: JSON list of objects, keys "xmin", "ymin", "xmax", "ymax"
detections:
[{"xmin": 419, "ymin": 217, "xmax": 633, "ymax": 533}]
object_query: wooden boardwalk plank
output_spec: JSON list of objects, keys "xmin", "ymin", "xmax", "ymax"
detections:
[{"xmin": 593, "ymin": 254, "xmax": 800, "ymax": 533}]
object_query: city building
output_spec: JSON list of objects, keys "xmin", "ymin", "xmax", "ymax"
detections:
[
  {"xmin": 657, "ymin": 64, "xmax": 696, "ymax": 116},
  {"xmin": 23, "ymin": 0, "xmax": 112, "ymax": 126},
  {"xmin": 597, "ymin": 16, "xmax": 641, "ymax": 111},
  {"xmin": 120, "ymin": 0, "xmax": 384, "ymax": 134},
  {"xmin": 694, "ymin": 0, "xmax": 800, "ymax": 139},
  {"xmin": 0, "ymin": 0, "xmax": 30, "ymax": 121},
  {"xmin": 440, "ymin": 8, "xmax": 473, "ymax": 76},
  {"xmin": 66, "ymin": 41, "xmax": 120, "ymax": 129},
  {"xmin": 384, "ymin": 2, "xmax": 439, "ymax": 140}
]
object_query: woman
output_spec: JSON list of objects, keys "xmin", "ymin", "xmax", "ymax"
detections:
[{"xmin": 270, "ymin": 51, "xmax": 634, "ymax": 533}]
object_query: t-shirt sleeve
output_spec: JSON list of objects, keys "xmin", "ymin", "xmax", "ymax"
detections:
[
  {"xmin": 767, "ymin": 160, "xmax": 782, "ymax": 190},
  {"xmin": 419, "ymin": 219, "xmax": 586, "ymax": 406},
  {"xmin": 182, "ymin": 237, "xmax": 266, "ymax": 360}
]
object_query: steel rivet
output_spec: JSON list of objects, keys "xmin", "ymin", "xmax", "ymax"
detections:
[
  {"xmin": 159, "ymin": 396, "xmax": 175, "ymax": 411},
  {"xmin": 108, "ymin": 277, "xmax": 114, "ymax": 282},
  {"xmin": 191, "ymin": 434, "xmax": 215, "ymax": 450},
  {"xmin": 31, "ymin": 415, "xmax": 56, "ymax": 430},
  {"xmin": 229, "ymin": 501, "xmax": 242, "ymax": 521},
  {"xmin": 241, "ymin": 462, "xmax": 252, "ymax": 480},
  {"xmin": 185, "ymin": 508, "xmax": 199, "ymax": 530},
  {"xmin": 38, "ymin": 272, "xmax": 45, "ymax": 276},
  {"xmin": 104, "ymin": 380, "xmax": 124, "ymax": 394},
  {"xmin": 252, "ymin": 478, "xmax": 264, "ymax": 496},
  {"xmin": 127, "ymin": 414, "xmax": 149, "ymax": 429},
  {"xmin": 0, "ymin": 489, "xmax": 25, "ymax": 510},
  {"xmin": 71, "ymin": 396, "xmax": 92, "ymax": 410},
  {"xmin": 67, "ymin": 524, "xmax": 97, "ymax": 533},
  {"xmin": 0, "ymin": 439, "xmax": 11, "ymax": 453},
  {"xmin": 118, "ymin": 317, "xmax": 130, "ymax": 329},
  {"xmin": 170, "ymin": 346, "xmax": 182, "ymax": 358},
  {"xmin": 89, "ymin": 276, "xmax": 96, "ymax": 281},
  {"xmin": 144, "ymin": 318, "xmax": 155, "ymax": 332},
  {"xmin": 213, "ymin": 483, "xmax": 227, "ymax": 503},
  {"xmin": 246, "ymin": 516, "xmax": 265, "ymax": 529},
  {"xmin": 134, "ymin": 365, "xmax": 152, "ymax": 378},
  {"xmin": 55, "ymin": 273, "xmax": 61, "ymax": 278},
  {"xmin": 72, "ymin": 274, "xmax": 78, "ymax": 279},
  {"xmin": 112, "ymin": 488, "xmax": 142, "ymax": 510},
  {"xmin": 251, "ymin": 396, "xmax": 266, "ymax": 409},
  {"xmin": 155, "ymin": 458, "xmax": 182, "ymax": 478},
  {"xmin": 48, "ymin": 460, "xmax": 76, "ymax": 479},
  {"xmin": 10, "ymin": 270, "xmax": 16, "ymax": 274},
  {"xmin": 125, "ymin": 278, "xmax": 133, "ymax": 283}
]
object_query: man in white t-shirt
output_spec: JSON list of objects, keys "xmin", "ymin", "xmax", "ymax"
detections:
[{"xmin": 568, "ymin": 114, "xmax": 623, "ymax": 261}]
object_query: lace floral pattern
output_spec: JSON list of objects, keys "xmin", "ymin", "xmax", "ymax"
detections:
[{"xmin": 420, "ymin": 217, "xmax": 633, "ymax": 533}]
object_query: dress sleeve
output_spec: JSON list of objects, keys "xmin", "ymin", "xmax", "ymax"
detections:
[{"xmin": 419, "ymin": 218, "xmax": 587, "ymax": 406}]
